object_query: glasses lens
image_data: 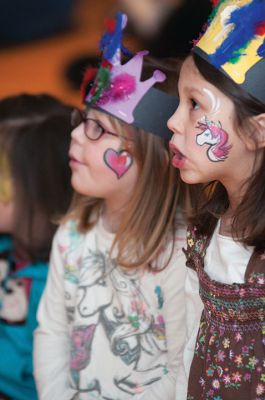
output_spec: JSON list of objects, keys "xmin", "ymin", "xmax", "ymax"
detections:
[{"xmin": 84, "ymin": 119, "xmax": 104, "ymax": 140}]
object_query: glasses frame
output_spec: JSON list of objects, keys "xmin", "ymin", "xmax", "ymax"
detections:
[{"xmin": 71, "ymin": 108, "xmax": 129, "ymax": 141}]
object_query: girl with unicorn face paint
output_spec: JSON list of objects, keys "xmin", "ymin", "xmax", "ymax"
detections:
[
  {"xmin": 34, "ymin": 12, "xmax": 189, "ymax": 400},
  {"xmin": 168, "ymin": 0, "xmax": 265, "ymax": 399}
]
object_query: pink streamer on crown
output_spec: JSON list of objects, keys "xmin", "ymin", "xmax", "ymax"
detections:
[{"xmin": 85, "ymin": 13, "xmax": 166, "ymax": 124}]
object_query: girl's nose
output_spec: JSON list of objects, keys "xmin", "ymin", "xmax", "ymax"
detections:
[
  {"xmin": 71, "ymin": 124, "xmax": 84, "ymax": 144},
  {"xmin": 167, "ymin": 108, "xmax": 184, "ymax": 136}
]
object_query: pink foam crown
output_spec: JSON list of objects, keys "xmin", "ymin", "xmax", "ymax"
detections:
[{"xmin": 85, "ymin": 13, "xmax": 166, "ymax": 124}]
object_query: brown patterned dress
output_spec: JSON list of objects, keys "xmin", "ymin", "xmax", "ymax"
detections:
[{"xmin": 185, "ymin": 225, "xmax": 265, "ymax": 400}]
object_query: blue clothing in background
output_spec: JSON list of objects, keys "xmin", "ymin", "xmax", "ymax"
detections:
[{"xmin": 0, "ymin": 235, "xmax": 48, "ymax": 400}]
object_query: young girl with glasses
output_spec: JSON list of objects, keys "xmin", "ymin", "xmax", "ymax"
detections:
[{"xmin": 34, "ymin": 12, "xmax": 188, "ymax": 400}]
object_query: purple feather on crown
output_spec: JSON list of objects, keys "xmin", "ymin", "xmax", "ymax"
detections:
[{"xmin": 85, "ymin": 12, "xmax": 166, "ymax": 124}]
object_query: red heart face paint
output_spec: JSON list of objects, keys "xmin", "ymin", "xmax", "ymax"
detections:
[{"xmin": 103, "ymin": 148, "xmax": 133, "ymax": 179}]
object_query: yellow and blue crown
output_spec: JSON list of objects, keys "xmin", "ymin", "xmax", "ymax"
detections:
[{"xmin": 194, "ymin": 0, "xmax": 265, "ymax": 105}]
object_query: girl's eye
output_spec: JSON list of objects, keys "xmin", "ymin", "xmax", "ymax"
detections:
[
  {"xmin": 94, "ymin": 121, "xmax": 105, "ymax": 135},
  {"xmin": 191, "ymin": 99, "xmax": 199, "ymax": 110}
]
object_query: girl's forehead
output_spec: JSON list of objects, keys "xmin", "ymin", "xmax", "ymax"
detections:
[
  {"xmin": 86, "ymin": 107, "xmax": 103, "ymax": 119},
  {"xmin": 179, "ymin": 58, "xmax": 221, "ymax": 100},
  {"xmin": 87, "ymin": 108, "xmax": 114, "ymax": 127},
  {"xmin": 179, "ymin": 58, "xmax": 206, "ymax": 89}
]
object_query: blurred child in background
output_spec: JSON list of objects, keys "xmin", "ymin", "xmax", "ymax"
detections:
[{"xmin": 0, "ymin": 93, "xmax": 73, "ymax": 400}]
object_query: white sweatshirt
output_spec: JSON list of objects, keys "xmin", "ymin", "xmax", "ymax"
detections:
[{"xmin": 34, "ymin": 216, "xmax": 187, "ymax": 400}]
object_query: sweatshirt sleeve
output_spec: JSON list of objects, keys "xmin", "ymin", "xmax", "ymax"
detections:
[
  {"xmin": 133, "ymin": 226, "xmax": 187, "ymax": 400},
  {"xmin": 33, "ymin": 227, "xmax": 76, "ymax": 400}
]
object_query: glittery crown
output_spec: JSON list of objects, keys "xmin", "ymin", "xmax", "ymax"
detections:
[
  {"xmin": 193, "ymin": 0, "xmax": 265, "ymax": 105},
  {"xmin": 82, "ymin": 12, "xmax": 179, "ymax": 140}
]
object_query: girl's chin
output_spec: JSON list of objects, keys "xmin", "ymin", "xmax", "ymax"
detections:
[
  {"xmin": 179, "ymin": 170, "xmax": 201, "ymax": 185},
  {"xmin": 70, "ymin": 178, "xmax": 103, "ymax": 198},
  {"xmin": 70, "ymin": 176, "xmax": 85, "ymax": 195}
]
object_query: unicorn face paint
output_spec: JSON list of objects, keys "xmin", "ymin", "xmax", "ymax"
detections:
[
  {"xmin": 69, "ymin": 108, "xmax": 139, "ymax": 203},
  {"xmin": 168, "ymin": 56, "xmax": 257, "ymax": 187},
  {"xmin": 196, "ymin": 116, "xmax": 232, "ymax": 162}
]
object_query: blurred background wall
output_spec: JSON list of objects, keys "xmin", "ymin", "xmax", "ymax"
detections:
[
  {"xmin": 0, "ymin": 0, "xmax": 118, "ymax": 106},
  {"xmin": 0, "ymin": 0, "xmax": 211, "ymax": 107}
]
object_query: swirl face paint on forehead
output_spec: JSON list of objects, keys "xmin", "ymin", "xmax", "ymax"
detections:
[
  {"xmin": 103, "ymin": 148, "xmax": 133, "ymax": 179},
  {"xmin": 203, "ymin": 88, "xmax": 221, "ymax": 115},
  {"xmin": 196, "ymin": 116, "xmax": 232, "ymax": 162}
]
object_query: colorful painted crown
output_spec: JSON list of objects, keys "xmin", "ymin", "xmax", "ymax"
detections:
[
  {"xmin": 193, "ymin": 0, "xmax": 265, "ymax": 105},
  {"xmin": 82, "ymin": 12, "xmax": 178, "ymax": 140}
]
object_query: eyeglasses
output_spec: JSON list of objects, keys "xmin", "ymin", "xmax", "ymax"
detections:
[{"xmin": 71, "ymin": 108, "xmax": 124, "ymax": 141}]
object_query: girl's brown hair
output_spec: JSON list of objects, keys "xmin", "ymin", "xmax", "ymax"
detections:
[
  {"xmin": 191, "ymin": 53, "xmax": 265, "ymax": 249},
  {"xmin": 66, "ymin": 57, "xmax": 188, "ymax": 269},
  {"xmin": 0, "ymin": 94, "xmax": 73, "ymax": 261}
]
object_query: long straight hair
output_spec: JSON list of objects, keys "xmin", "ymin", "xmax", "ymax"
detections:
[
  {"xmin": 191, "ymin": 53, "xmax": 265, "ymax": 249},
  {"xmin": 66, "ymin": 58, "xmax": 188, "ymax": 269}
]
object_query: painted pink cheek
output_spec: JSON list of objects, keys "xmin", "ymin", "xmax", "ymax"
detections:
[
  {"xmin": 196, "ymin": 118, "xmax": 232, "ymax": 162},
  {"xmin": 103, "ymin": 148, "xmax": 133, "ymax": 179}
]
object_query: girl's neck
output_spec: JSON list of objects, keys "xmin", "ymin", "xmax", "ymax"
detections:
[
  {"xmin": 101, "ymin": 176, "xmax": 135, "ymax": 233},
  {"xmin": 219, "ymin": 201, "xmax": 239, "ymax": 237},
  {"xmin": 101, "ymin": 202, "xmax": 125, "ymax": 233},
  {"xmin": 219, "ymin": 212, "xmax": 233, "ymax": 236},
  {"xmin": 219, "ymin": 188, "xmax": 239, "ymax": 236}
]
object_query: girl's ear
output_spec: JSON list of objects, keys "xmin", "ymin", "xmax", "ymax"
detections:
[
  {"xmin": 253, "ymin": 113, "xmax": 265, "ymax": 149},
  {"xmin": 244, "ymin": 113, "xmax": 265, "ymax": 151}
]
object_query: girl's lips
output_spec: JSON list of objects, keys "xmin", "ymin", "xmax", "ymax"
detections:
[
  {"xmin": 69, "ymin": 154, "xmax": 83, "ymax": 167},
  {"xmin": 169, "ymin": 143, "xmax": 186, "ymax": 169}
]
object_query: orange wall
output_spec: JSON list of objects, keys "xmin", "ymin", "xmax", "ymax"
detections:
[{"xmin": 0, "ymin": 0, "xmax": 125, "ymax": 107}]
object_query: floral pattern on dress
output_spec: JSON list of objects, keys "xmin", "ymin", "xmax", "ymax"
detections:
[{"xmin": 185, "ymin": 226, "xmax": 265, "ymax": 400}]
